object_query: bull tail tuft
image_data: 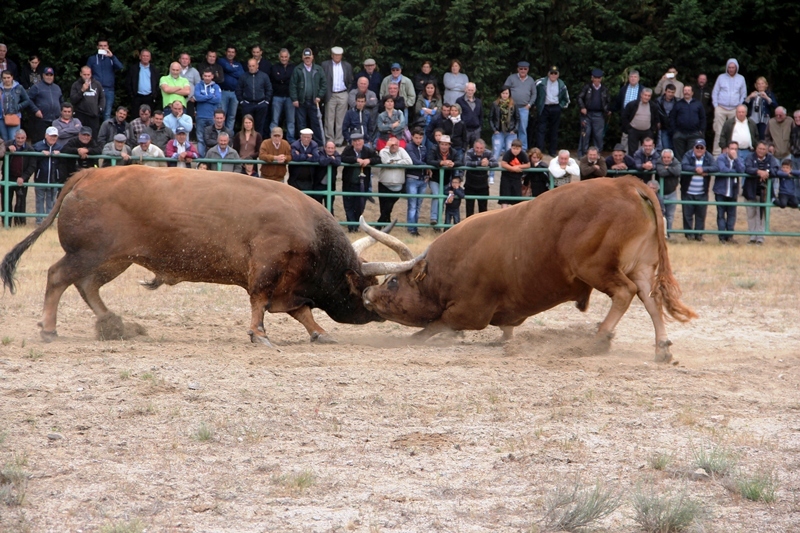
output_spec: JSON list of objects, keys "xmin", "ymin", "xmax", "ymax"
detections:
[
  {"xmin": 139, "ymin": 277, "xmax": 164, "ymax": 290},
  {"xmin": 0, "ymin": 170, "xmax": 91, "ymax": 294}
]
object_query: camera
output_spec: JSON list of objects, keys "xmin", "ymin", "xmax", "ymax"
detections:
[{"xmin": 97, "ymin": 49, "xmax": 108, "ymax": 56}]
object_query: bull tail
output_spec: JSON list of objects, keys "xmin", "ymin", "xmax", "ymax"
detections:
[
  {"xmin": 0, "ymin": 170, "xmax": 91, "ymax": 294},
  {"xmin": 638, "ymin": 186, "xmax": 698, "ymax": 323}
]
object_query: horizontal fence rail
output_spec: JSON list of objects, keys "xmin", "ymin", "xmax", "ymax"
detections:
[{"xmin": 3, "ymin": 152, "xmax": 799, "ymax": 237}]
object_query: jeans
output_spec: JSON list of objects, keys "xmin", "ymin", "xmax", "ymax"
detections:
[
  {"xmin": 682, "ymin": 192, "xmax": 708, "ymax": 239},
  {"xmin": 445, "ymin": 209, "xmax": 460, "ymax": 225},
  {"xmin": 35, "ymin": 187, "xmax": 58, "ymax": 225},
  {"xmin": 428, "ymin": 178, "xmax": 441, "ymax": 223},
  {"xmin": 578, "ymin": 111, "xmax": 605, "ymax": 157},
  {"xmin": 295, "ymin": 101, "xmax": 324, "ymax": 146},
  {"xmin": 658, "ymin": 130, "xmax": 673, "ymax": 151},
  {"xmin": 270, "ymin": 96, "xmax": 296, "ymax": 142},
  {"xmin": 102, "ymin": 88, "xmax": 115, "ymax": 121},
  {"xmin": 405, "ymin": 176, "xmax": 427, "ymax": 233},
  {"xmin": 221, "ymin": 90, "xmax": 238, "ymax": 131},
  {"xmin": 715, "ymin": 193, "xmax": 737, "ymax": 241},
  {"xmin": 491, "ymin": 132, "xmax": 516, "ymax": 179},
  {"xmin": 663, "ymin": 190, "xmax": 678, "ymax": 233},
  {"xmin": 0, "ymin": 122, "xmax": 20, "ymax": 143},
  {"xmin": 672, "ymin": 130, "xmax": 702, "ymax": 161},
  {"xmin": 240, "ymin": 101, "xmax": 269, "ymax": 138},
  {"xmin": 518, "ymin": 107, "xmax": 530, "ymax": 151},
  {"xmin": 196, "ymin": 117, "xmax": 214, "ymax": 156}
]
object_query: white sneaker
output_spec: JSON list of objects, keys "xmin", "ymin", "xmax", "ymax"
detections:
[{"xmin": 489, "ymin": 178, "xmax": 495, "ymax": 184}]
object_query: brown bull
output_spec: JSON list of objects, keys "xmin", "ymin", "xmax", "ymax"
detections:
[
  {"xmin": 1, "ymin": 167, "xmax": 419, "ymax": 345},
  {"xmin": 361, "ymin": 177, "xmax": 697, "ymax": 362}
]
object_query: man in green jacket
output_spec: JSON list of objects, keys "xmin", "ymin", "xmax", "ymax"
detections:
[
  {"xmin": 535, "ymin": 66, "xmax": 570, "ymax": 157},
  {"xmin": 289, "ymin": 48, "xmax": 327, "ymax": 145}
]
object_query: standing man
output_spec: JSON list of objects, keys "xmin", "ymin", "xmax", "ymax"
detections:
[
  {"xmin": 194, "ymin": 69, "xmax": 222, "ymax": 156},
  {"xmin": 743, "ymin": 141, "xmax": 777, "ymax": 244},
  {"xmin": 289, "ymin": 48, "xmax": 326, "ymax": 146},
  {"xmin": 237, "ymin": 58, "xmax": 273, "ymax": 138},
  {"xmin": 379, "ymin": 63, "xmax": 416, "ymax": 110},
  {"xmin": 576, "ymin": 69, "xmax": 610, "ymax": 157},
  {"xmin": 251, "ymin": 45, "xmax": 271, "ymax": 75},
  {"xmin": 321, "ymin": 46, "xmax": 353, "ymax": 147},
  {"xmin": 693, "ymin": 73, "xmax": 714, "ymax": 146},
  {"xmin": 535, "ymin": 66, "xmax": 569, "ymax": 157},
  {"xmin": 712, "ymin": 59, "xmax": 747, "ymax": 156},
  {"xmin": 287, "ymin": 127, "xmax": 319, "ymax": 192},
  {"xmin": 52, "ymin": 102, "xmax": 82, "ymax": 143},
  {"xmin": 718, "ymin": 104, "xmax": 757, "ymax": 160},
  {"xmin": 269, "ymin": 49, "xmax": 296, "ymax": 143},
  {"xmin": 87, "ymin": 39, "xmax": 123, "ymax": 121},
  {"xmin": 765, "ymin": 107, "xmax": 791, "ymax": 160},
  {"xmin": 178, "ymin": 53, "xmax": 201, "ymax": 127},
  {"xmin": 680, "ymin": 139, "xmax": 716, "ymax": 241},
  {"xmin": 26, "ymin": 66, "xmax": 62, "ymax": 142},
  {"xmin": 654, "ymin": 66, "xmax": 684, "ymax": 97},
  {"xmin": 27, "ymin": 126, "xmax": 63, "ymax": 225},
  {"xmin": 656, "ymin": 84, "xmax": 677, "ymax": 151},
  {"xmin": 670, "ymin": 85, "xmax": 706, "ymax": 161},
  {"xmin": 503, "ymin": 61, "xmax": 536, "ymax": 151},
  {"xmin": 355, "ymin": 58, "xmax": 381, "ymax": 96},
  {"xmin": 715, "ymin": 141, "xmax": 745, "ymax": 244},
  {"xmin": 621, "ymin": 88, "xmax": 659, "ymax": 156},
  {"xmin": 198, "ymin": 50, "xmax": 225, "ymax": 87},
  {"xmin": 220, "ymin": 46, "xmax": 244, "ymax": 131},
  {"xmin": 70, "ymin": 66, "xmax": 105, "ymax": 138},
  {"xmin": 462, "ymin": 138, "xmax": 497, "ymax": 217},
  {"xmin": 404, "ymin": 127, "xmax": 427, "ymax": 235},
  {"xmin": 456, "ymin": 82, "xmax": 484, "ymax": 150},
  {"xmin": 613, "ymin": 69, "xmax": 643, "ymax": 153},
  {"xmin": 341, "ymin": 133, "xmax": 381, "ymax": 232},
  {"xmin": 160, "ymin": 62, "xmax": 191, "ymax": 112},
  {"xmin": 125, "ymin": 50, "xmax": 160, "ymax": 116},
  {"xmin": 579, "ymin": 146, "xmax": 607, "ymax": 179}
]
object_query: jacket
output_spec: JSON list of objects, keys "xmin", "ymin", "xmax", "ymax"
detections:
[
  {"xmin": 289, "ymin": 64, "xmax": 327, "ymax": 103},
  {"xmin": 633, "ymin": 147, "xmax": 660, "ymax": 181},
  {"xmin": 288, "ymin": 140, "xmax": 319, "ymax": 190},
  {"xmin": 321, "ymin": 60, "xmax": 354, "ymax": 102},
  {"xmin": 656, "ymin": 95, "xmax": 678, "ymax": 132},
  {"xmin": 489, "ymin": 101, "xmax": 519, "ymax": 133},
  {"xmin": 745, "ymin": 90, "xmax": 777, "ymax": 125},
  {"xmin": 613, "ymin": 83, "xmax": 642, "ymax": 113},
  {"xmin": 455, "ymin": 96, "xmax": 483, "ymax": 131},
  {"xmin": 655, "ymin": 158, "xmax": 681, "ymax": 195},
  {"xmin": 147, "ymin": 124, "xmax": 174, "ymax": 151},
  {"xmin": 198, "ymin": 61, "xmax": 224, "ymax": 86},
  {"xmin": 1, "ymin": 81, "xmax": 35, "ymax": 116},
  {"xmin": 670, "ymin": 98, "xmax": 706, "ymax": 135},
  {"xmin": 577, "ymin": 83, "xmax": 610, "ymax": 113},
  {"xmin": 679, "ymin": 151, "xmax": 716, "ymax": 196},
  {"xmin": 463, "ymin": 148, "xmax": 498, "ymax": 189},
  {"xmin": 719, "ymin": 117, "xmax": 758, "ymax": 150},
  {"xmin": 26, "ymin": 80, "xmax": 62, "ymax": 121},
  {"xmin": 165, "ymin": 139, "xmax": 200, "ymax": 165},
  {"xmin": 379, "ymin": 146, "xmax": 413, "ymax": 188},
  {"xmin": 354, "ymin": 69, "xmax": 382, "ymax": 95},
  {"xmin": 258, "ymin": 138, "xmax": 292, "ymax": 181},
  {"xmin": 743, "ymin": 152, "xmax": 778, "ymax": 201},
  {"xmin": 405, "ymin": 142, "xmax": 427, "ymax": 179},
  {"xmin": 534, "ymin": 77, "xmax": 570, "ymax": 114},
  {"xmin": 97, "ymin": 118, "xmax": 134, "ymax": 147},
  {"xmin": 61, "ymin": 137, "xmax": 101, "ymax": 177},
  {"xmin": 441, "ymin": 119, "xmax": 468, "ymax": 151},
  {"xmin": 70, "ymin": 78, "xmax": 105, "ymax": 117},
  {"xmin": 379, "ymin": 75, "xmax": 416, "ymax": 107},
  {"xmin": 377, "ymin": 110, "xmax": 406, "ymax": 140},
  {"xmin": 28, "ymin": 140, "xmax": 64, "ymax": 183},
  {"xmin": 52, "ymin": 117, "xmax": 83, "ymax": 143},
  {"xmin": 341, "ymin": 144, "xmax": 380, "ymax": 186},
  {"xmin": 125, "ymin": 62, "xmax": 161, "ymax": 100},
  {"xmin": 426, "ymin": 146, "xmax": 464, "ymax": 181},
  {"xmin": 194, "ymin": 81, "xmax": 222, "ymax": 120},
  {"xmin": 205, "ymin": 145, "xmax": 241, "ymax": 173},
  {"xmin": 413, "ymin": 96, "xmax": 441, "ymax": 129},
  {"xmin": 714, "ymin": 153, "xmax": 745, "ymax": 197},
  {"xmin": 342, "ymin": 108, "xmax": 373, "ymax": 144},
  {"xmin": 269, "ymin": 62, "xmax": 295, "ymax": 98},
  {"xmin": 712, "ymin": 59, "xmax": 747, "ymax": 110},
  {"xmin": 5, "ymin": 140, "xmax": 34, "ymax": 179},
  {"xmin": 236, "ymin": 70, "xmax": 273, "ymax": 104},
  {"xmin": 101, "ymin": 141, "xmax": 132, "ymax": 166},
  {"xmin": 220, "ymin": 59, "xmax": 244, "ymax": 92},
  {"xmin": 621, "ymin": 99, "xmax": 659, "ymax": 134},
  {"xmin": 87, "ymin": 53, "xmax": 123, "ymax": 91},
  {"xmin": 579, "ymin": 155, "xmax": 607, "ymax": 179}
]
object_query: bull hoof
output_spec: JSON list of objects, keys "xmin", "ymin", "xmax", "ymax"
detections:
[
  {"xmin": 594, "ymin": 331, "xmax": 614, "ymax": 354},
  {"xmin": 248, "ymin": 330, "xmax": 275, "ymax": 348},
  {"xmin": 310, "ymin": 332, "xmax": 337, "ymax": 344},
  {"xmin": 40, "ymin": 329, "xmax": 58, "ymax": 343},
  {"xmin": 96, "ymin": 313, "xmax": 126, "ymax": 341},
  {"xmin": 655, "ymin": 339, "xmax": 673, "ymax": 363}
]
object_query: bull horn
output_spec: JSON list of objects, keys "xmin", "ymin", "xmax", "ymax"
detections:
[
  {"xmin": 361, "ymin": 249, "xmax": 428, "ymax": 277},
  {"xmin": 358, "ymin": 216, "xmax": 414, "ymax": 261},
  {"xmin": 351, "ymin": 220, "xmax": 397, "ymax": 256}
]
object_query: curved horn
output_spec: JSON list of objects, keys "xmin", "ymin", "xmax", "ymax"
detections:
[
  {"xmin": 361, "ymin": 250, "xmax": 428, "ymax": 277},
  {"xmin": 351, "ymin": 220, "xmax": 398, "ymax": 256},
  {"xmin": 358, "ymin": 216, "xmax": 414, "ymax": 261}
]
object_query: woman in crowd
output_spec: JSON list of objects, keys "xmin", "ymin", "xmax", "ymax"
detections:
[
  {"xmin": 525, "ymin": 147, "xmax": 550, "ymax": 197},
  {"xmin": 19, "ymin": 55, "xmax": 44, "ymax": 90},
  {"xmin": 489, "ymin": 86, "xmax": 519, "ymax": 183},
  {"xmin": 442, "ymin": 60, "xmax": 468, "ymax": 105},
  {"xmin": 744, "ymin": 77, "xmax": 778, "ymax": 141},
  {"xmin": 413, "ymin": 82, "xmax": 440, "ymax": 135},
  {"xmin": 376, "ymin": 96, "xmax": 407, "ymax": 150},
  {"xmin": 233, "ymin": 114, "xmax": 262, "ymax": 176},
  {"xmin": 1, "ymin": 70, "xmax": 34, "ymax": 141},
  {"xmin": 413, "ymin": 61, "xmax": 438, "ymax": 96}
]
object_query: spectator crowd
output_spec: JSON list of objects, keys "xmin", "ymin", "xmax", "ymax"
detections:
[{"xmin": 1, "ymin": 41, "xmax": 798, "ymax": 240}]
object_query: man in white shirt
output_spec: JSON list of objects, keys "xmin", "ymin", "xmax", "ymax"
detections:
[
  {"xmin": 131, "ymin": 133, "xmax": 167, "ymax": 167},
  {"xmin": 548, "ymin": 149, "xmax": 580, "ymax": 187}
]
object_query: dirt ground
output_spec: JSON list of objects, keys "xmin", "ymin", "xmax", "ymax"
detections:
[{"xmin": 2, "ymin": 190, "xmax": 800, "ymax": 532}]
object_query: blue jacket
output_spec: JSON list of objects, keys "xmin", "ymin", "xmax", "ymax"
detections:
[
  {"xmin": 680, "ymin": 151, "xmax": 716, "ymax": 196},
  {"xmin": 194, "ymin": 82, "xmax": 222, "ymax": 120},
  {"xmin": 0, "ymin": 81, "xmax": 34, "ymax": 116},
  {"xmin": 87, "ymin": 53, "xmax": 123, "ymax": 91},
  {"xmin": 455, "ymin": 96, "xmax": 483, "ymax": 130},
  {"xmin": 236, "ymin": 70, "xmax": 272, "ymax": 103},
  {"xmin": 220, "ymin": 60, "xmax": 244, "ymax": 91},
  {"xmin": 405, "ymin": 141, "xmax": 427, "ymax": 179},
  {"xmin": 670, "ymin": 98, "xmax": 706, "ymax": 134},
  {"xmin": 714, "ymin": 153, "xmax": 745, "ymax": 197},
  {"xmin": 29, "ymin": 140, "xmax": 65, "ymax": 184},
  {"xmin": 342, "ymin": 108, "xmax": 373, "ymax": 144},
  {"xmin": 27, "ymin": 80, "xmax": 63, "ymax": 121},
  {"xmin": 743, "ymin": 153, "xmax": 778, "ymax": 200},
  {"xmin": 776, "ymin": 167, "xmax": 799, "ymax": 197}
]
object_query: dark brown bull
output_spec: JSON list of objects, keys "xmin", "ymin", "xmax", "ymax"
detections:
[
  {"xmin": 361, "ymin": 177, "xmax": 697, "ymax": 362},
  {"xmin": 1, "ymin": 167, "xmax": 420, "ymax": 345}
]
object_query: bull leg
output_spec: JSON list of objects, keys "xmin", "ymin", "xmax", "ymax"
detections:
[
  {"xmin": 288, "ymin": 306, "xmax": 336, "ymax": 344},
  {"xmin": 39, "ymin": 254, "xmax": 90, "ymax": 341},
  {"xmin": 73, "ymin": 262, "xmax": 134, "ymax": 340},
  {"xmin": 631, "ymin": 272, "xmax": 673, "ymax": 363},
  {"xmin": 585, "ymin": 270, "xmax": 638, "ymax": 353},
  {"xmin": 499, "ymin": 325, "xmax": 515, "ymax": 343},
  {"xmin": 411, "ymin": 321, "xmax": 454, "ymax": 342},
  {"xmin": 248, "ymin": 293, "xmax": 275, "ymax": 347}
]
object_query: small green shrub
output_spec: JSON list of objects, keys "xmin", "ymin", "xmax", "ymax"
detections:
[
  {"xmin": 631, "ymin": 486, "xmax": 705, "ymax": 533},
  {"xmin": 542, "ymin": 478, "xmax": 621, "ymax": 532}
]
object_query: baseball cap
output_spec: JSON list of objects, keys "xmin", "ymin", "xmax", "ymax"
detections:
[
  {"xmin": 44, "ymin": 67, "xmax": 55, "ymax": 75},
  {"xmin": 113, "ymin": 133, "xmax": 127, "ymax": 142},
  {"xmin": 46, "ymin": 126, "xmax": 59, "ymax": 136},
  {"xmin": 138, "ymin": 133, "xmax": 151, "ymax": 143},
  {"xmin": 302, "ymin": 48, "xmax": 313, "ymax": 57},
  {"xmin": 79, "ymin": 126, "xmax": 92, "ymax": 135},
  {"xmin": 549, "ymin": 66, "xmax": 559, "ymax": 74},
  {"xmin": 391, "ymin": 63, "xmax": 402, "ymax": 70},
  {"xmin": 175, "ymin": 126, "xmax": 187, "ymax": 134},
  {"xmin": 694, "ymin": 139, "xmax": 706, "ymax": 148}
]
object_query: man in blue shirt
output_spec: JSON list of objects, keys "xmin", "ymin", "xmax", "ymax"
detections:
[
  {"xmin": 125, "ymin": 49, "xmax": 161, "ymax": 118},
  {"xmin": 220, "ymin": 46, "xmax": 244, "ymax": 131},
  {"xmin": 87, "ymin": 39, "xmax": 123, "ymax": 121}
]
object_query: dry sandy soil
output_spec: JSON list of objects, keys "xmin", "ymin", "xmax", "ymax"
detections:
[{"xmin": 1, "ymin": 188, "xmax": 800, "ymax": 532}]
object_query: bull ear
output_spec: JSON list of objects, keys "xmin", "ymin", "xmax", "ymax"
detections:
[
  {"xmin": 345, "ymin": 269, "xmax": 365, "ymax": 296},
  {"xmin": 410, "ymin": 260, "xmax": 428, "ymax": 284}
]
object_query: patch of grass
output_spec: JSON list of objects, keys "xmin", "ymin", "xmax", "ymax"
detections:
[
  {"xmin": 24, "ymin": 349, "xmax": 43, "ymax": 361},
  {"xmin": 631, "ymin": 485, "xmax": 706, "ymax": 533},
  {"xmin": 1, "ymin": 336, "xmax": 13, "ymax": 346},
  {"xmin": 541, "ymin": 478, "xmax": 621, "ymax": 532},
  {"xmin": 119, "ymin": 370, "xmax": 131, "ymax": 380},
  {"xmin": 193, "ymin": 422, "xmax": 214, "ymax": 442},
  {"xmin": 690, "ymin": 441, "xmax": 737, "ymax": 477},
  {"xmin": 271, "ymin": 469, "xmax": 316, "ymax": 493},
  {"xmin": 0, "ymin": 430, "xmax": 7, "ymax": 446},
  {"xmin": 0, "ymin": 453, "xmax": 29, "ymax": 506},
  {"xmin": 100, "ymin": 518, "xmax": 146, "ymax": 533},
  {"xmin": 649, "ymin": 451, "xmax": 675, "ymax": 471},
  {"xmin": 735, "ymin": 279, "xmax": 757, "ymax": 290},
  {"xmin": 732, "ymin": 470, "xmax": 778, "ymax": 502},
  {"xmin": 139, "ymin": 372, "xmax": 154, "ymax": 381}
]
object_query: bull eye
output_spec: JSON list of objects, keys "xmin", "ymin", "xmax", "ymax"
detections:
[{"xmin": 388, "ymin": 276, "xmax": 398, "ymax": 289}]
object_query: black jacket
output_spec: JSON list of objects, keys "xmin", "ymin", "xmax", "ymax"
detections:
[
  {"xmin": 621, "ymin": 99, "xmax": 660, "ymax": 134},
  {"xmin": 236, "ymin": 70, "xmax": 273, "ymax": 103},
  {"xmin": 577, "ymin": 83, "xmax": 610, "ymax": 113},
  {"xmin": 125, "ymin": 62, "xmax": 161, "ymax": 101},
  {"xmin": 489, "ymin": 101, "xmax": 519, "ymax": 133},
  {"xmin": 340, "ymin": 144, "xmax": 380, "ymax": 186}
]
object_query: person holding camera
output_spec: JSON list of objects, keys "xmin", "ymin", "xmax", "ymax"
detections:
[{"xmin": 654, "ymin": 66, "xmax": 684, "ymax": 97}]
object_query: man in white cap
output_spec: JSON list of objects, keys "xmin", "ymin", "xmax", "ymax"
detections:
[
  {"xmin": 29, "ymin": 126, "xmax": 64, "ymax": 224},
  {"xmin": 321, "ymin": 46, "xmax": 353, "ymax": 147},
  {"xmin": 131, "ymin": 133, "xmax": 167, "ymax": 167}
]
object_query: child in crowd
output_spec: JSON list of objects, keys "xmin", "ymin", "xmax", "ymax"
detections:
[
  {"xmin": 444, "ymin": 176, "xmax": 466, "ymax": 226},
  {"xmin": 774, "ymin": 158, "xmax": 799, "ymax": 208}
]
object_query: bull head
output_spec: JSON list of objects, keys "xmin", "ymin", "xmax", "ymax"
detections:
[{"xmin": 356, "ymin": 217, "xmax": 427, "ymax": 277}]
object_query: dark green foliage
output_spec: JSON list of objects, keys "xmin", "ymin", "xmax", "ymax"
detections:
[{"xmin": 2, "ymin": 0, "xmax": 798, "ymax": 144}]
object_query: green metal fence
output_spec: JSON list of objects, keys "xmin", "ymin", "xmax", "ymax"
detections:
[{"xmin": 3, "ymin": 151, "xmax": 799, "ymax": 237}]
